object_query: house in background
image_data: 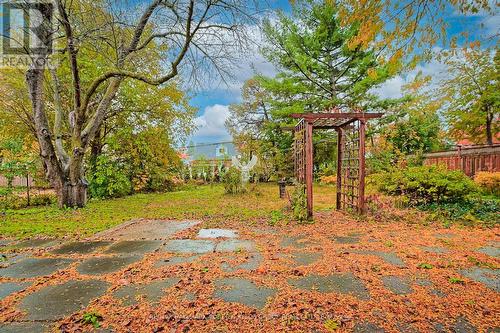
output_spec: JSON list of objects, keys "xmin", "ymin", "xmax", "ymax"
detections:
[{"xmin": 178, "ymin": 141, "xmax": 238, "ymax": 170}]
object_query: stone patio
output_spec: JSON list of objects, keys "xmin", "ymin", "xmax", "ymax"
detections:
[
  {"xmin": 288, "ymin": 273, "xmax": 370, "ymax": 300},
  {"xmin": 0, "ymin": 220, "xmax": 498, "ymax": 332},
  {"xmin": 19, "ymin": 280, "xmax": 110, "ymax": 320},
  {"xmin": 213, "ymin": 278, "xmax": 277, "ymax": 309}
]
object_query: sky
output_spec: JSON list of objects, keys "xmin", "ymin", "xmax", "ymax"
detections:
[{"xmin": 188, "ymin": 1, "xmax": 499, "ymax": 144}]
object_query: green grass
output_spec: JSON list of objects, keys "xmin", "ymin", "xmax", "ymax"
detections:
[{"xmin": 0, "ymin": 184, "xmax": 338, "ymax": 239}]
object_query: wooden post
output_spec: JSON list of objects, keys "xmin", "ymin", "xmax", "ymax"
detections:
[
  {"xmin": 26, "ymin": 173, "xmax": 30, "ymax": 207},
  {"xmin": 336, "ymin": 128, "xmax": 343, "ymax": 210},
  {"xmin": 358, "ymin": 120, "xmax": 366, "ymax": 213},
  {"xmin": 305, "ymin": 121, "xmax": 314, "ymax": 218}
]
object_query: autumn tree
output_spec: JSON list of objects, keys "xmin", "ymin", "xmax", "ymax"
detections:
[
  {"xmin": 368, "ymin": 75, "xmax": 446, "ymax": 172},
  {"xmin": 334, "ymin": 0, "xmax": 497, "ymax": 68},
  {"xmin": 19, "ymin": 0, "xmax": 256, "ymax": 207},
  {"xmin": 439, "ymin": 47, "xmax": 499, "ymax": 145}
]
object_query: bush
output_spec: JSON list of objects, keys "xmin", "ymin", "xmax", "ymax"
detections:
[
  {"xmin": 0, "ymin": 193, "xmax": 57, "ymax": 210},
  {"xmin": 320, "ymin": 175, "xmax": 337, "ymax": 185},
  {"xmin": 222, "ymin": 167, "xmax": 245, "ymax": 194},
  {"xmin": 88, "ymin": 155, "xmax": 132, "ymax": 199},
  {"xmin": 372, "ymin": 165, "xmax": 478, "ymax": 206},
  {"xmin": 0, "ymin": 195, "xmax": 26, "ymax": 210},
  {"xmin": 474, "ymin": 172, "xmax": 500, "ymax": 196},
  {"xmin": 291, "ymin": 183, "xmax": 309, "ymax": 223},
  {"xmin": 421, "ymin": 197, "xmax": 499, "ymax": 227},
  {"xmin": 29, "ymin": 193, "xmax": 56, "ymax": 206}
]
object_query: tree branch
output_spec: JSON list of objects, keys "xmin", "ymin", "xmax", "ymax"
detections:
[{"xmin": 49, "ymin": 67, "xmax": 70, "ymax": 169}]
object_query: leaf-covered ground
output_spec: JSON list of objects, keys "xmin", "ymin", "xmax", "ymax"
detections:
[{"xmin": 0, "ymin": 185, "xmax": 498, "ymax": 332}]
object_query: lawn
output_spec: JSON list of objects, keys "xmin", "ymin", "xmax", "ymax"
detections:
[{"xmin": 0, "ymin": 184, "xmax": 338, "ymax": 239}]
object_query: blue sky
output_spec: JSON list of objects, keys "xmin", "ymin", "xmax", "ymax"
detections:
[{"xmin": 188, "ymin": 1, "xmax": 499, "ymax": 144}]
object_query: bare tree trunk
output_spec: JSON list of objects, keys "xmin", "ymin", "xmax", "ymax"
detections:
[
  {"xmin": 27, "ymin": 57, "xmax": 87, "ymax": 208},
  {"xmin": 60, "ymin": 181, "xmax": 87, "ymax": 208},
  {"xmin": 486, "ymin": 109, "xmax": 493, "ymax": 145}
]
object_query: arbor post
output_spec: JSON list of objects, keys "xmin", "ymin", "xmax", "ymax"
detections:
[
  {"xmin": 358, "ymin": 120, "xmax": 366, "ymax": 213},
  {"xmin": 336, "ymin": 128, "xmax": 343, "ymax": 210},
  {"xmin": 305, "ymin": 121, "xmax": 314, "ymax": 218}
]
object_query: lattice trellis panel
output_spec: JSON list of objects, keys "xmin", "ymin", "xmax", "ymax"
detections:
[
  {"xmin": 339, "ymin": 120, "xmax": 361, "ymax": 211},
  {"xmin": 294, "ymin": 119, "xmax": 306, "ymax": 183}
]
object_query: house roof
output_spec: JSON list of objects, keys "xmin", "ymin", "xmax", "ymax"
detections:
[{"xmin": 179, "ymin": 142, "xmax": 237, "ymax": 162}]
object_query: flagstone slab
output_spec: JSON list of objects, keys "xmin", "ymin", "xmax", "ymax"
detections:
[
  {"xmin": 332, "ymin": 235, "xmax": 360, "ymax": 244},
  {"xmin": 0, "ymin": 282, "xmax": 31, "ymax": 300},
  {"xmin": 459, "ymin": 267, "xmax": 500, "ymax": 292},
  {"xmin": 0, "ymin": 253, "xmax": 28, "ymax": 265},
  {"xmin": 453, "ymin": 316, "xmax": 477, "ymax": 333},
  {"xmin": 281, "ymin": 236, "xmax": 316, "ymax": 249},
  {"xmin": 351, "ymin": 250, "xmax": 406, "ymax": 267},
  {"xmin": 420, "ymin": 246, "xmax": 449, "ymax": 254},
  {"xmin": 381, "ymin": 276, "xmax": 412, "ymax": 295},
  {"xmin": 51, "ymin": 241, "xmax": 111, "ymax": 255},
  {"xmin": 434, "ymin": 233, "xmax": 456, "ymax": 239},
  {"xmin": 221, "ymin": 252, "xmax": 263, "ymax": 272},
  {"xmin": 476, "ymin": 244, "xmax": 500, "ymax": 258},
  {"xmin": 0, "ymin": 322, "xmax": 50, "ymax": 333},
  {"xmin": 197, "ymin": 229, "xmax": 238, "ymax": 239},
  {"xmin": 415, "ymin": 278, "xmax": 446, "ymax": 297},
  {"xmin": 0, "ymin": 258, "xmax": 73, "ymax": 278},
  {"xmin": 112, "ymin": 278, "xmax": 180, "ymax": 306},
  {"xmin": 353, "ymin": 322, "xmax": 385, "ymax": 333},
  {"xmin": 292, "ymin": 251, "xmax": 322, "ymax": 266},
  {"xmin": 154, "ymin": 255, "xmax": 200, "ymax": 267},
  {"xmin": 77, "ymin": 256, "xmax": 141, "ymax": 276},
  {"xmin": 162, "ymin": 240, "xmax": 215, "ymax": 254},
  {"xmin": 19, "ymin": 280, "xmax": 109, "ymax": 320},
  {"xmin": 95, "ymin": 219, "xmax": 200, "ymax": 240},
  {"xmin": 12, "ymin": 239, "xmax": 58, "ymax": 249},
  {"xmin": 216, "ymin": 239, "xmax": 256, "ymax": 252},
  {"xmin": 0, "ymin": 239, "xmax": 12, "ymax": 247},
  {"xmin": 104, "ymin": 240, "xmax": 163, "ymax": 254},
  {"xmin": 213, "ymin": 278, "xmax": 277, "ymax": 309},
  {"xmin": 288, "ymin": 273, "xmax": 370, "ymax": 300},
  {"xmin": 183, "ymin": 291, "xmax": 197, "ymax": 302},
  {"xmin": 396, "ymin": 322, "xmax": 419, "ymax": 333}
]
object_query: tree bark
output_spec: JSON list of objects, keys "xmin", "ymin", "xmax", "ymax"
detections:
[
  {"xmin": 60, "ymin": 181, "xmax": 87, "ymax": 208},
  {"xmin": 486, "ymin": 109, "xmax": 493, "ymax": 145}
]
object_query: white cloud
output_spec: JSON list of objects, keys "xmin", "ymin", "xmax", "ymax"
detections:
[
  {"xmin": 373, "ymin": 52, "xmax": 450, "ymax": 99},
  {"xmin": 373, "ymin": 76, "xmax": 406, "ymax": 99},
  {"xmin": 193, "ymin": 104, "xmax": 231, "ymax": 140},
  {"xmin": 483, "ymin": 14, "xmax": 500, "ymax": 38}
]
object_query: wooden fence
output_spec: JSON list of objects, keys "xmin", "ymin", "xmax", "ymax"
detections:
[
  {"xmin": 423, "ymin": 144, "xmax": 500, "ymax": 177},
  {"xmin": 0, "ymin": 175, "xmax": 35, "ymax": 187}
]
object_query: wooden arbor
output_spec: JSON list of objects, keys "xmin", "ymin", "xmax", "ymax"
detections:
[{"xmin": 291, "ymin": 112, "xmax": 383, "ymax": 218}]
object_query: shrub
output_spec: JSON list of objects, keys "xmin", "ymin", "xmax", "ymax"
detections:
[
  {"xmin": 291, "ymin": 183, "xmax": 309, "ymax": 223},
  {"xmin": 0, "ymin": 193, "xmax": 56, "ymax": 210},
  {"xmin": 320, "ymin": 175, "xmax": 337, "ymax": 185},
  {"xmin": 0, "ymin": 195, "xmax": 26, "ymax": 210},
  {"xmin": 29, "ymin": 193, "xmax": 56, "ymax": 206},
  {"xmin": 88, "ymin": 155, "xmax": 132, "ymax": 199},
  {"xmin": 474, "ymin": 172, "xmax": 500, "ymax": 196},
  {"xmin": 373, "ymin": 165, "xmax": 478, "ymax": 205},
  {"xmin": 421, "ymin": 197, "xmax": 499, "ymax": 227},
  {"xmin": 222, "ymin": 167, "xmax": 245, "ymax": 194}
]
